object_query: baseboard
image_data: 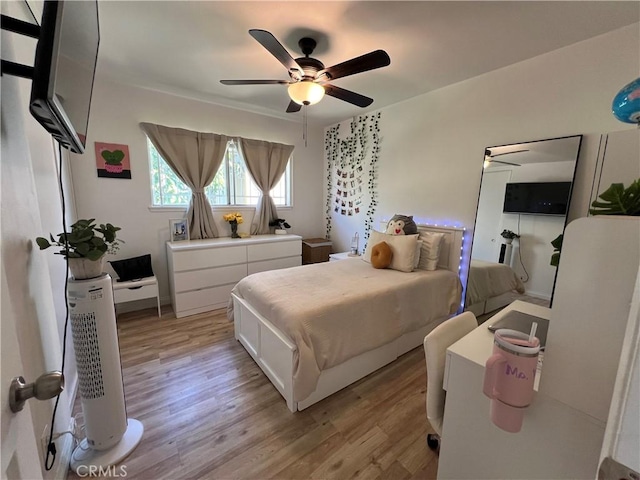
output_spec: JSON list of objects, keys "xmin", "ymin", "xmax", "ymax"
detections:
[{"xmin": 523, "ymin": 290, "xmax": 551, "ymax": 301}]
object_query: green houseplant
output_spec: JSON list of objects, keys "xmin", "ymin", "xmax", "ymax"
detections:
[
  {"xmin": 500, "ymin": 229, "xmax": 520, "ymax": 243},
  {"xmin": 589, "ymin": 179, "xmax": 640, "ymax": 216},
  {"xmin": 551, "ymin": 178, "xmax": 640, "ymax": 266},
  {"xmin": 36, "ymin": 219, "xmax": 123, "ymax": 279}
]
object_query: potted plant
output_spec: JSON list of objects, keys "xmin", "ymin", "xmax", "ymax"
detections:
[
  {"xmin": 589, "ymin": 179, "xmax": 640, "ymax": 216},
  {"xmin": 550, "ymin": 233, "xmax": 563, "ymax": 267},
  {"xmin": 550, "ymin": 179, "xmax": 639, "ymax": 266},
  {"xmin": 500, "ymin": 229, "xmax": 520, "ymax": 244},
  {"xmin": 36, "ymin": 218, "xmax": 123, "ymax": 279},
  {"xmin": 222, "ymin": 212, "xmax": 243, "ymax": 238}
]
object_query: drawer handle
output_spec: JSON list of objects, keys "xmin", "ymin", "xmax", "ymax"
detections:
[{"xmin": 127, "ymin": 286, "xmax": 144, "ymax": 290}]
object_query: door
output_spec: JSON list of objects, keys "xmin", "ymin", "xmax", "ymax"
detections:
[
  {"xmin": 599, "ymin": 266, "xmax": 640, "ymax": 477},
  {"xmin": 1, "ymin": 270, "xmax": 43, "ymax": 480},
  {"xmin": 1, "ymin": 13, "xmax": 52, "ymax": 477},
  {"xmin": 472, "ymin": 169, "xmax": 512, "ymax": 262}
]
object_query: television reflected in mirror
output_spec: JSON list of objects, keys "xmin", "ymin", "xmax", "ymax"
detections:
[{"xmin": 466, "ymin": 135, "xmax": 582, "ymax": 317}]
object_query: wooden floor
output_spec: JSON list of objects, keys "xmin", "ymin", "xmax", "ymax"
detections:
[{"xmin": 68, "ymin": 306, "xmax": 439, "ymax": 480}]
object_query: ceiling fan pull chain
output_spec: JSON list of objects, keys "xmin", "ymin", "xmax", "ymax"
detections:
[{"xmin": 303, "ymin": 106, "xmax": 308, "ymax": 147}]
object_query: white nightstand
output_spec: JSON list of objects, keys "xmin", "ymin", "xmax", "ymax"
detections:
[
  {"xmin": 329, "ymin": 252, "xmax": 360, "ymax": 261},
  {"xmin": 112, "ymin": 276, "xmax": 161, "ymax": 317}
]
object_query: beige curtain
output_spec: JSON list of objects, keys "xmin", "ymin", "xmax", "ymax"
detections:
[
  {"xmin": 239, "ymin": 138, "xmax": 294, "ymax": 235},
  {"xmin": 141, "ymin": 123, "xmax": 229, "ymax": 239}
]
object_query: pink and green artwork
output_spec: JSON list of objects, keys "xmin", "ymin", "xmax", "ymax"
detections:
[{"xmin": 95, "ymin": 142, "xmax": 131, "ymax": 179}]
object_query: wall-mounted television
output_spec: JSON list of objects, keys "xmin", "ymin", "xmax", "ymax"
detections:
[
  {"xmin": 29, "ymin": 0, "xmax": 100, "ymax": 154},
  {"xmin": 503, "ymin": 182, "xmax": 572, "ymax": 215}
]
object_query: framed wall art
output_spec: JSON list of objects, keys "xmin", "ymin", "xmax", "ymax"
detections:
[
  {"xmin": 95, "ymin": 142, "xmax": 132, "ymax": 179},
  {"xmin": 169, "ymin": 219, "xmax": 189, "ymax": 242}
]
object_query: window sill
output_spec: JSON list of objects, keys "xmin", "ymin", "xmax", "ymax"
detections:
[
  {"xmin": 148, "ymin": 205, "xmax": 292, "ymax": 213},
  {"xmin": 148, "ymin": 206, "xmax": 188, "ymax": 213}
]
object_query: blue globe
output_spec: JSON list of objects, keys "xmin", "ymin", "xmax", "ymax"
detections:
[{"xmin": 612, "ymin": 77, "xmax": 640, "ymax": 124}]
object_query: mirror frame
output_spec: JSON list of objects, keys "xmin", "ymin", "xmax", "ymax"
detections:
[{"xmin": 465, "ymin": 134, "xmax": 583, "ymax": 312}]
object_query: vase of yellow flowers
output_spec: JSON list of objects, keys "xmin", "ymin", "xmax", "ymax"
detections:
[{"xmin": 223, "ymin": 212, "xmax": 243, "ymax": 238}]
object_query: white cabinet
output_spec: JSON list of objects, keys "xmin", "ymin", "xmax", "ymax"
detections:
[{"xmin": 167, "ymin": 235, "xmax": 302, "ymax": 318}]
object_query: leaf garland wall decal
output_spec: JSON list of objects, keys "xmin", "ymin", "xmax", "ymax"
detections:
[{"xmin": 324, "ymin": 113, "xmax": 382, "ymax": 245}]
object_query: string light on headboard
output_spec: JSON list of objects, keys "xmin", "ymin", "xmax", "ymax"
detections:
[{"xmin": 380, "ymin": 217, "xmax": 470, "ymax": 313}]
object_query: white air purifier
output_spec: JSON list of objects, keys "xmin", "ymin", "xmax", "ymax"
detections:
[{"xmin": 67, "ymin": 273, "xmax": 143, "ymax": 472}]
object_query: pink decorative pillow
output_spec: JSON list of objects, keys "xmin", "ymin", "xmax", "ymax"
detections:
[{"xmin": 371, "ymin": 242, "xmax": 393, "ymax": 269}]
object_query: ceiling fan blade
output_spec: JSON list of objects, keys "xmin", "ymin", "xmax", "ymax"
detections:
[
  {"xmin": 220, "ymin": 79, "xmax": 290, "ymax": 85},
  {"xmin": 318, "ymin": 50, "xmax": 390, "ymax": 81},
  {"xmin": 324, "ymin": 84, "xmax": 373, "ymax": 108},
  {"xmin": 486, "ymin": 148, "xmax": 529, "ymax": 157},
  {"xmin": 249, "ymin": 29, "xmax": 302, "ymax": 75},
  {"xmin": 489, "ymin": 159, "xmax": 521, "ymax": 166},
  {"xmin": 286, "ymin": 100, "xmax": 302, "ymax": 113}
]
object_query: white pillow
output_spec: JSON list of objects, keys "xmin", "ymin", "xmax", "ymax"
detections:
[
  {"xmin": 414, "ymin": 239, "xmax": 423, "ymax": 270},
  {"xmin": 364, "ymin": 230, "xmax": 419, "ymax": 273},
  {"xmin": 417, "ymin": 232, "xmax": 445, "ymax": 271}
]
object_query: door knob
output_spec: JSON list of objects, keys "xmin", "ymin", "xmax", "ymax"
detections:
[{"xmin": 9, "ymin": 371, "xmax": 64, "ymax": 413}]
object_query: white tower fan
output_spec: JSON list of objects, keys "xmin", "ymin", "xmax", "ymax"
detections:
[{"xmin": 67, "ymin": 273, "xmax": 143, "ymax": 472}]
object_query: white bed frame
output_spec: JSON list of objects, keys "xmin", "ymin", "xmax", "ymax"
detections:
[
  {"xmin": 466, "ymin": 292, "xmax": 514, "ymax": 317},
  {"xmin": 232, "ymin": 225, "xmax": 465, "ymax": 412}
]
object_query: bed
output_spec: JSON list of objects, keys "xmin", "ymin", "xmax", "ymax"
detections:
[
  {"xmin": 229, "ymin": 225, "xmax": 464, "ymax": 412},
  {"xmin": 464, "ymin": 259, "xmax": 525, "ymax": 316}
]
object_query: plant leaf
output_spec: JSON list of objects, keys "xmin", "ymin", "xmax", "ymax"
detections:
[
  {"xmin": 85, "ymin": 250, "xmax": 104, "ymax": 261},
  {"xmin": 590, "ymin": 179, "xmax": 640, "ymax": 216},
  {"xmin": 36, "ymin": 237, "xmax": 51, "ymax": 249}
]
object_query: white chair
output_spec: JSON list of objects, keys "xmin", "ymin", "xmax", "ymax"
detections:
[{"xmin": 424, "ymin": 311, "xmax": 478, "ymax": 450}]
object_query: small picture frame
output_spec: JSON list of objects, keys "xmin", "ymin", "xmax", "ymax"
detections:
[{"xmin": 169, "ymin": 219, "xmax": 189, "ymax": 242}]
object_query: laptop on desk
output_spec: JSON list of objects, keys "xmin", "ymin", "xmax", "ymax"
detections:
[{"xmin": 487, "ymin": 310, "xmax": 550, "ymax": 349}]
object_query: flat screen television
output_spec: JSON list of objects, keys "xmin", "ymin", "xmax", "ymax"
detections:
[
  {"xmin": 503, "ymin": 182, "xmax": 572, "ymax": 215},
  {"xmin": 29, "ymin": 0, "xmax": 100, "ymax": 154}
]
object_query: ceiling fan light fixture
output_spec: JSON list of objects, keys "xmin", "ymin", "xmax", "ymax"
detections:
[{"xmin": 288, "ymin": 81, "xmax": 325, "ymax": 106}]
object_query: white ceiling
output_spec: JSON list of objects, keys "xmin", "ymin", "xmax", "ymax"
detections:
[{"xmin": 96, "ymin": 1, "xmax": 640, "ymax": 126}]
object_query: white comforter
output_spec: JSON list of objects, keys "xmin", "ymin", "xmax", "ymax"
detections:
[
  {"xmin": 465, "ymin": 259, "xmax": 525, "ymax": 305},
  {"xmin": 230, "ymin": 258, "xmax": 462, "ymax": 402}
]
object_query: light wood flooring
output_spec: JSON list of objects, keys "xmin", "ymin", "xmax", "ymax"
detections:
[{"xmin": 68, "ymin": 306, "xmax": 439, "ymax": 480}]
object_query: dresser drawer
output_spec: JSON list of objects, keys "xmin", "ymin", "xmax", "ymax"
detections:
[
  {"xmin": 172, "ymin": 245, "xmax": 246, "ymax": 271},
  {"xmin": 174, "ymin": 264, "xmax": 246, "ymax": 293},
  {"xmin": 247, "ymin": 240, "xmax": 301, "ymax": 262},
  {"xmin": 248, "ymin": 256, "xmax": 301, "ymax": 275},
  {"xmin": 174, "ymin": 283, "xmax": 235, "ymax": 313}
]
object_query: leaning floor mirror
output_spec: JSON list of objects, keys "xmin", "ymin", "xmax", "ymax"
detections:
[{"xmin": 466, "ymin": 135, "xmax": 582, "ymax": 318}]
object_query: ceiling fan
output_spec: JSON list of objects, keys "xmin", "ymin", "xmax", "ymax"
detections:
[
  {"xmin": 483, "ymin": 148, "xmax": 529, "ymax": 168},
  {"xmin": 220, "ymin": 29, "xmax": 391, "ymax": 113}
]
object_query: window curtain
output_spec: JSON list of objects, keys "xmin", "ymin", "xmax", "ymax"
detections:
[
  {"xmin": 239, "ymin": 138, "xmax": 294, "ymax": 235},
  {"xmin": 140, "ymin": 123, "xmax": 229, "ymax": 239}
]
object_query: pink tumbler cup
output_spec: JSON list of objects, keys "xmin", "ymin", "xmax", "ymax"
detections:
[{"xmin": 483, "ymin": 328, "xmax": 540, "ymax": 433}]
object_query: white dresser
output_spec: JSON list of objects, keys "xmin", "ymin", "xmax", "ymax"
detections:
[{"xmin": 167, "ymin": 235, "xmax": 302, "ymax": 318}]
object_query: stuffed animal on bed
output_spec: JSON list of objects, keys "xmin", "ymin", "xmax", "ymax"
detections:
[{"xmin": 385, "ymin": 214, "xmax": 418, "ymax": 235}]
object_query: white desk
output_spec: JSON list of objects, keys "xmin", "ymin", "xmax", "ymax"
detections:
[{"xmin": 438, "ymin": 301, "xmax": 605, "ymax": 480}]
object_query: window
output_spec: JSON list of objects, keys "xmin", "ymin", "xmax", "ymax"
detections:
[{"xmin": 148, "ymin": 139, "xmax": 291, "ymax": 207}]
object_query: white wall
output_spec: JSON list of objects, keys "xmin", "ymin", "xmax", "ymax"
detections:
[
  {"xmin": 69, "ymin": 79, "xmax": 325, "ymax": 307},
  {"xmin": 326, "ymin": 24, "xmax": 640, "ymax": 293}
]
